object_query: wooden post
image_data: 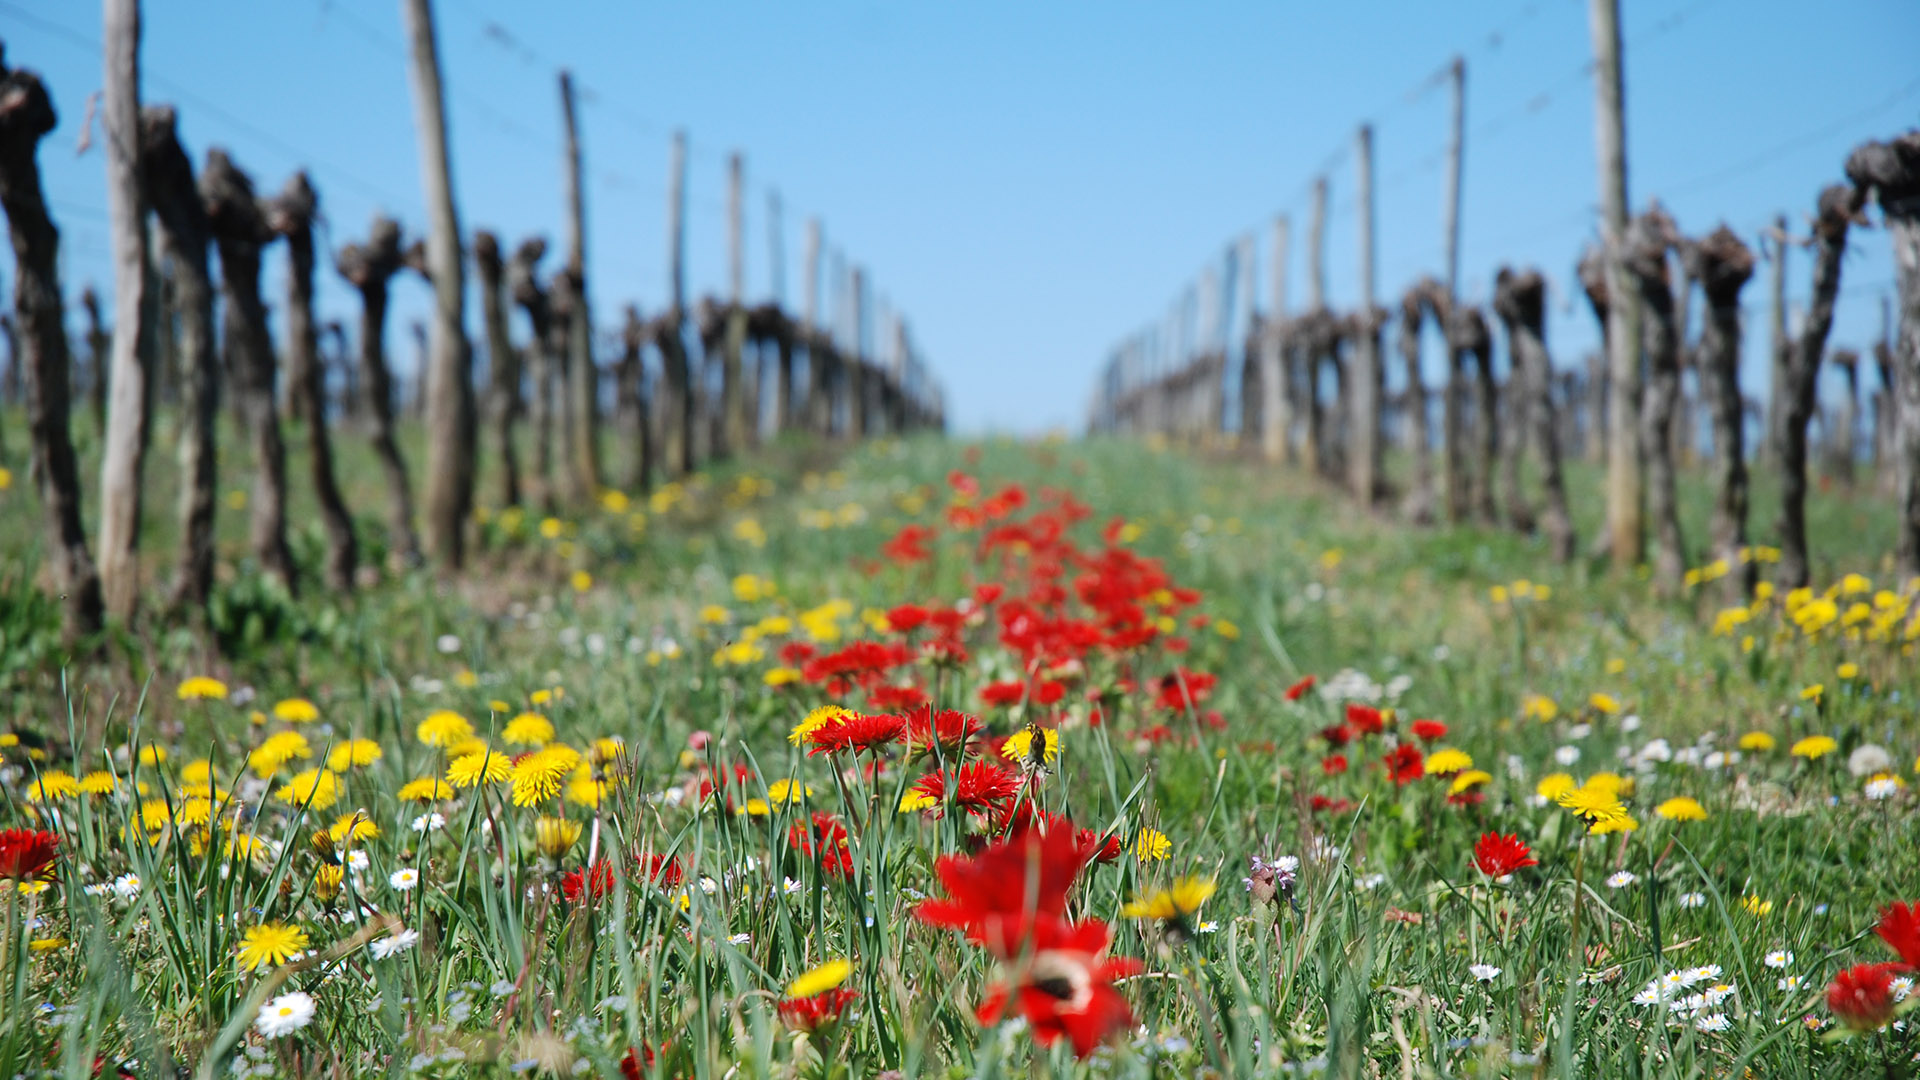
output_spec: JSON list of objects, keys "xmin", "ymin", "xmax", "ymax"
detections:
[
  {"xmin": 401, "ymin": 0, "xmax": 475, "ymax": 567},
  {"xmin": 1590, "ymin": 0, "xmax": 1643, "ymax": 567},
  {"xmin": 337, "ymin": 218, "xmax": 421, "ymax": 562},
  {"xmin": 1494, "ymin": 268, "xmax": 1575, "ymax": 560},
  {"xmin": 720, "ymin": 151, "xmax": 749, "ymax": 455},
  {"xmin": 1351, "ymin": 124, "xmax": 1381, "ymax": 506},
  {"xmin": 97, "ymin": 0, "xmax": 153, "ymax": 619},
  {"xmin": 1400, "ymin": 283, "xmax": 1435, "ymax": 524},
  {"xmin": 662, "ymin": 131, "xmax": 693, "ymax": 474},
  {"xmin": 848, "ymin": 266, "xmax": 867, "ymax": 437},
  {"xmin": 1845, "ymin": 134, "xmax": 1920, "ymax": 575},
  {"xmin": 1827, "ymin": 349, "xmax": 1858, "ymax": 484},
  {"xmin": 768, "ymin": 190, "xmax": 793, "ymax": 433},
  {"xmin": 202, "ymin": 149, "xmax": 296, "ymax": 591},
  {"xmin": 800, "ymin": 217, "xmax": 821, "ymax": 432},
  {"xmin": 272, "ymin": 172, "xmax": 357, "ymax": 592},
  {"xmin": 620, "ymin": 304, "xmax": 652, "ymax": 492},
  {"xmin": 559, "ymin": 69, "xmax": 599, "ymax": 499},
  {"xmin": 473, "ymin": 231, "xmax": 521, "ymax": 509},
  {"xmin": 1443, "ymin": 56, "xmax": 1465, "ymax": 297},
  {"xmin": 0, "ymin": 54, "xmax": 105, "ymax": 636},
  {"xmin": 1262, "ymin": 215, "xmax": 1291, "ymax": 462},
  {"xmin": 141, "ymin": 106, "xmax": 218, "ymax": 610},
  {"xmin": 1774, "ymin": 187, "xmax": 1863, "ymax": 587},
  {"xmin": 1308, "ymin": 177, "xmax": 1328, "ymax": 311}
]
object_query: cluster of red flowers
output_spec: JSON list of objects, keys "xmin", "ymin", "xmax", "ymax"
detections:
[
  {"xmin": 0, "ymin": 828, "xmax": 59, "ymax": 881},
  {"xmin": 776, "ymin": 987, "xmax": 859, "ymax": 1033},
  {"xmin": 914, "ymin": 824, "xmax": 1141, "ymax": 1058},
  {"xmin": 560, "ymin": 852, "xmax": 683, "ymax": 904},
  {"xmin": 1827, "ymin": 900, "xmax": 1920, "ymax": 1031}
]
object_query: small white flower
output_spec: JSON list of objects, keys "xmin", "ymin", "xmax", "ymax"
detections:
[
  {"xmin": 346, "ymin": 850, "xmax": 369, "ymax": 873},
  {"xmin": 1893, "ymin": 976, "xmax": 1914, "ymax": 1003},
  {"xmin": 1606, "ymin": 871, "xmax": 1638, "ymax": 889},
  {"xmin": 390, "ymin": 868, "xmax": 420, "ymax": 891},
  {"xmin": 435, "ymin": 634, "xmax": 462, "ymax": 655},
  {"xmin": 255, "ymin": 991, "xmax": 316, "ymax": 1037},
  {"xmin": 1195, "ymin": 920, "xmax": 1220, "ymax": 934},
  {"xmin": 1848, "ymin": 744, "xmax": 1894, "ymax": 778},
  {"xmin": 1555, "ymin": 745, "xmax": 1581, "ymax": 766},
  {"xmin": 1431, "ymin": 644, "xmax": 1451, "ymax": 662},
  {"xmin": 1678, "ymin": 892, "xmax": 1707, "ymax": 909},
  {"xmin": 1469, "ymin": 963, "xmax": 1502, "ymax": 982},
  {"xmin": 411, "ymin": 812, "xmax": 446, "ymax": 833},
  {"xmin": 726, "ymin": 933, "xmax": 752, "ymax": 945},
  {"xmin": 1620, "ymin": 714, "xmax": 1642, "ymax": 733},
  {"xmin": 1694, "ymin": 1013, "xmax": 1731, "ymax": 1032},
  {"xmin": 1569, "ymin": 723, "xmax": 1593, "ymax": 740},
  {"xmin": 1356, "ymin": 872, "xmax": 1387, "ymax": 891},
  {"xmin": 370, "ymin": 928, "xmax": 419, "ymax": 960},
  {"xmin": 1865, "ymin": 777, "xmax": 1903, "ymax": 800},
  {"xmin": 1777, "ymin": 975, "xmax": 1802, "ymax": 992},
  {"xmin": 1683, "ymin": 965, "xmax": 1722, "ymax": 986},
  {"xmin": 110, "ymin": 873, "xmax": 142, "ymax": 900},
  {"xmin": 1764, "ymin": 950, "xmax": 1793, "ymax": 970}
]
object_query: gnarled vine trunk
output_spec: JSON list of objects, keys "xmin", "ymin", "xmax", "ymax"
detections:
[
  {"xmin": 1625, "ymin": 207, "xmax": 1684, "ymax": 594},
  {"xmin": 1846, "ymin": 133, "xmax": 1920, "ymax": 577},
  {"xmin": 508, "ymin": 237, "xmax": 557, "ymax": 513},
  {"xmin": 1685, "ymin": 226, "xmax": 1756, "ymax": 600},
  {"xmin": 1494, "ymin": 267, "xmax": 1575, "ymax": 561},
  {"xmin": 472, "ymin": 231, "xmax": 521, "ymax": 510},
  {"xmin": 337, "ymin": 218, "xmax": 420, "ymax": 565}
]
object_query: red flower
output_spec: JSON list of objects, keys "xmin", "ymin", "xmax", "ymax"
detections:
[
  {"xmin": 1410, "ymin": 719, "xmax": 1448, "ymax": 742},
  {"xmin": 973, "ymin": 583, "xmax": 1005, "ymax": 607},
  {"xmin": 885, "ymin": 604, "xmax": 930, "ymax": 633},
  {"xmin": 640, "ymin": 853, "xmax": 683, "ymax": 888},
  {"xmin": 1826, "ymin": 962, "xmax": 1912, "ymax": 1031},
  {"xmin": 1447, "ymin": 790, "xmax": 1486, "ymax": 806},
  {"xmin": 1347, "ymin": 704, "xmax": 1387, "ymax": 735},
  {"xmin": 980, "ymin": 681, "xmax": 1027, "ymax": 708},
  {"xmin": 1153, "ymin": 668, "xmax": 1217, "ymax": 710},
  {"xmin": 0, "ymin": 829, "xmax": 59, "ymax": 881},
  {"xmin": 911, "ymin": 762, "xmax": 1023, "ymax": 816},
  {"xmin": 617, "ymin": 1045, "xmax": 655, "ymax": 1080},
  {"xmin": 788, "ymin": 813, "xmax": 854, "ymax": 877},
  {"xmin": 1876, "ymin": 901, "xmax": 1920, "ymax": 968},
  {"xmin": 1382, "ymin": 744, "xmax": 1424, "ymax": 785},
  {"xmin": 915, "ymin": 825, "xmax": 1095, "ymax": 954},
  {"xmin": 1034, "ymin": 680, "xmax": 1067, "ymax": 706},
  {"xmin": 806, "ymin": 711, "xmax": 907, "ymax": 756},
  {"xmin": 866, "ymin": 683, "xmax": 929, "ymax": 712},
  {"xmin": 1284, "ymin": 675, "xmax": 1317, "ymax": 702},
  {"xmin": 1472, "ymin": 833, "xmax": 1537, "ymax": 878},
  {"xmin": 561, "ymin": 861, "xmax": 616, "ymax": 903},
  {"xmin": 777, "ymin": 988, "xmax": 858, "ymax": 1032},
  {"xmin": 904, "ymin": 706, "xmax": 983, "ymax": 759},
  {"xmin": 1310, "ymin": 794, "xmax": 1354, "ymax": 814},
  {"xmin": 973, "ymin": 916, "xmax": 1141, "ymax": 1059},
  {"xmin": 1318, "ymin": 724, "xmax": 1353, "ymax": 748},
  {"xmin": 1321, "ymin": 754, "xmax": 1349, "ymax": 776},
  {"xmin": 881, "ymin": 524, "xmax": 937, "ymax": 564}
]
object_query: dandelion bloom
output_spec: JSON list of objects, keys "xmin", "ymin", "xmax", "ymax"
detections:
[
  {"xmin": 248, "ymin": 731, "xmax": 313, "ymax": 777},
  {"xmin": 1555, "ymin": 786, "xmax": 1629, "ymax": 828},
  {"xmin": 397, "ymin": 776, "xmax": 454, "ymax": 802},
  {"xmin": 502, "ymin": 712, "xmax": 556, "ymax": 747},
  {"xmin": 177, "ymin": 676, "xmax": 229, "ymax": 701},
  {"xmin": 416, "ymin": 710, "xmax": 475, "ymax": 748},
  {"xmin": 778, "ymin": 988, "xmax": 858, "ymax": 1032},
  {"xmin": 1790, "ymin": 735, "xmax": 1839, "ymax": 760},
  {"xmin": 1535, "ymin": 773, "xmax": 1576, "ymax": 801},
  {"xmin": 1424, "ymin": 748, "xmax": 1472, "ymax": 776},
  {"xmin": 1134, "ymin": 828, "xmax": 1171, "ymax": 862},
  {"xmin": 271, "ymin": 698, "xmax": 320, "ymax": 723},
  {"xmin": 787, "ymin": 958, "xmax": 852, "ymax": 999},
  {"xmin": 1655, "ymin": 797, "xmax": 1708, "ymax": 822},
  {"xmin": 447, "ymin": 751, "xmax": 512, "ymax": 789},
  {"xmin": 0, "ymin": 829, "xmax": 60, "ymax": 881},
  {"xmin": 1738, "ymin": 731, "xmax": 1777, "ymax": 752},
  {"xmin": 535, "ymin": 817, "xmax": 583, "ymax": 858},
  {"xmin": 236, "ymin": 922, "xmax": 309, "ymax": 971},
  {"xmin": 1472, "ymin": 833, "xmax": 1536, "ymax": 878},
  {"xmin": 1826, "ymin": 962, "xmax": 1910, "ymax": 1031},
  {"xmin": 25, "ymin": 771, "xmax": 78, "ymax": 802},
  {"xmin": 273, "ymin": 769, "xmax": 341, "ymax": 811},
  {"xmin": 1876, "ymin": 901, "xmax": 1920, "ymax": 967},
  {"xmin": 325, "ymin": 739, "xmax": 382, "ymax": 772},
  {"xmin": 1589, "ymin": 692, "xmax": 1620, "ymax": 715},
  {"xmin": 1120, "ymin": 875, "xmax": 1215, "ymax": 920},
  {"xmin": 511, "ymin": 745, "xmax": 582, "ymax": 806}
]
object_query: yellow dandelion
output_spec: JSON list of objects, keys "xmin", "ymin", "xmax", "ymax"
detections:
[
  {"xmin": 1582, "ymin": 772, "xmax": 1630, "ymax": 797},
  {"xmin": 1588, "ymin": 813, "xmax": 1639, "ymax": 836},
  {"xmin": 511, "ymin": 745, "xmax": 581, "ymax": 807},
  {"xmin": 1556, "ymin": 786, "xmax": 1629, "ymax": 827},
  {"xmin": 235, "ymin": 922, "xmax": 309, "ymax": 971},
  {"xmin": 325, "ymin": 739, "xmax": 383, "ymax": 772},
  {"xmin": 763, "ymin": 667, "xmax": 801, "ymax": 687},
  {"xmin": 767, "ymin": 779, "xmax": 811, "ymax": 805},
  {"xmin": 1837, "ymin": 661, "xmax": 1860, "ymax": 680},
  {"xmin": 177, "ymin": 676, "xmax": 229, "ymax": 701},
  {"xmin": 1425, "ymin": 748, "xmax": 1473, "ymax": 776},
  {"xmin": 397, "ymin": 776, "xmax": 454, "ymax": 802},
  {"xmin": 898, "ymin": 790, "xmax": 939, "ymax": 812},
  {"xmin": 1122, "ymin": 875, "xmax": 1218, "ymax": 920},
  {"xmin": 248, "ymin": 731, "xmax": 313, "ymax": 778},
  {"xmin": 26, "ymin": 771, "xmax": 80, "ymax": 802},
  {"xmin": 1521, "ymin": 694, "xmax": 1560, "ymax": 722},
  {"xmin": 416, "ymin": 710, "xmax": 475, "ymax": 748},
  {"xmin": 1135, "ymin": 828, "xmax": 1172, "ymax": 862},
  {"xmin": 1604, "ymin": 658, "xmax": 1627, "ymax": 675},
  {"xmin": 1449, "ymin": 769, "xmax": 1493, "ymax": 795},
  {"xmin": 502, "ymin": 712, "xmax": 555, "ymax": 747},
  {"xmin": 534, "ymin": 816, "xmax": 582, "ymax": 858},
  {"xmin": 274, "ymin": 769, "xmax": 342, "ymax": 811},
  {"xmin": 1799, "ymin": 684, "xmax": 1825, "ymax": 703},
  {"xmin": 1791, "ymin": 735, "xmax": 1838, "ymax": 760},
  {"xmin": 1535, "ymin": 773, "xmax": 1576, "ymax": 801},
  {"xmin": 312, "ymin": 864, "xmax": 345, "ymax": 902},
  {"xmin": 447, "ymin": 751, "xmax": 512, "ymax": 789},
  {"xmin": 786, "ymin": 959, "xmax": 852, "ymax": 999},
  {"xmin": 78, "ymin": 771, "xmax": 118, "ymax": 796},
  {"xmin": 1740, "ymin": 895, "xmax": 1773, "ymax": 917},
  {"xmin": 1738, "ymin": 731, "xmax": 1777, "ymax": 752},
  {"xmin": 1655, "ymin": 797, "xmax": 1708, "ymax": 822},
  {"xmin": 173, "ymin": 797, "xmax": 216, "ymax": 827},
  {"xmin": 565, "ymin": 764, "xmax": 610, "ymax": 808},
  {"xmin": 1589, "ymin": 692, "xmax": 1621, "ymax": 715},
  {"xmin": 135, "ymin": 745, "xmax": 166, "ymax": 767},
  {"xmin": 445, "ymin": 736, "xmax": 490, "ymax": 760},
  {"xmin": 327, "ymin": 811, "xmax": 380, "ymax": 846},
  {"xmin": 272, "ymin": 698, "xmax": 321, "ymax": 723}
]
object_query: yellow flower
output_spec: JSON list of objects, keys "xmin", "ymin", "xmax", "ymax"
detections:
[
  {"xmin": 1588, "ymin": 692, "xmax": 1621, "ymax": 716},
  {"xmin": 786, "ymin": 958, "xmax": 852, "ymax": 999},
  {"xmin": 1521, "ymin": 694, "xmax": 1560, "ymax": 722},
  {"xmin": 236, "ymin": 922, "xmax": 309, "ymax": 971},
  {"xmin": 898, "ymin": 790, "xmax": 939, "ymax": 812},
  {"xmin": 1790, "ymin": 735, "xmax": 1838, "ymax": 760},
  {"xmin": 790, "ymin": 705, "xmax": 853, "ymax": 747},
  {"xmin": 539, "ymin": 516, "xmax": 564, "ymax": 540},
  {"xmin": 732, "ymin": 574, "xmax": 769, "ymax": 603},
  {"xmin": 767, "ymin": 779, "xmax": 811, "ymax": 805},
  {"xmin": 446, "ymin": 736, "xmax": 490, "ymax": 760},
  {"xmin": 78, "ymin": 771, "xmax": 117, "ymax": 796},
  {"xmin": 1582, "ymin": 773, "xmax": 1630, "ymax": 798},
  {"xmin": 1213, "ymin": 619, "xmax": 1241, "ymax": 640},
  {"xmin": 1837, "ymin": 662, "xmax": 1860, "ymax": 680},
  {"xmin": 1134, "ymin": 828, "xmax": 1171, "ymax": 862},
  {"xmin": 1489, "ymin": 585, "xmax": 1510, "ymax": 605},
  {"xmin": 249, "ymin": 731, "xmax": 313, "ymax": 777},
  {"xmin": 274, "ymin": 769, "xmax": 341, "ymax": 811},
  {"xmin": 570, "ymin": 570, "xmax": 593, "ymax": 594},
  {"xmin": 1604, "ymin": 658, "xmax": 1627, "ymax": 675},
  {"xmin": 763, "ymin": 667, "xmax": 801, "ymax": 687},
  {"xmin": 24, "ymin": 770, "xmax": 77, "ymax": 803},
  {"xmin": 398, "ymin": 776, "xmax": 454, "ymax": 802},
  {"xmin": 1555, "ymin": 786, "xmax": 1629, "ymax": 827},
  {"xmin": 1799, "ymin": 684, "xmax": 1825, "ymax": 703},
  {"xmin": 448, "ymin": 751, "xmax": 512, "ymax": 788},
  {"xmin": 312, "ymin": 863, "xmax": 345, "ymax": 902},
  {"xmin": 1655, "ymin": 797, "xmax": 1707, "ymax": 822},
  {"xmin": 502, "ymin": 712, "xmax": 556, "ymax": 747},
  {"xmin": 135, "ymin": 745, "xmax": 167, "ymax": 767},
  {"xmin": 1535, "ymin": 773, "xmax": 1576, "ymax": 801},
  {"xmin": 1425, "ymin": 749, "xmax": 1473, "ymax": 776},
  {"xmin": 272, "ymin": 698, "xmax": 320, "ymax": 723},
  {"xmin": 511, "ymin": 745, "xmax": 581, "ymax": 807},
  {"xmin": 1740, "ymin": 895, "xmax": 1773, "ymax": 917},
  {"xmin": 1122, "ymin": 875, "xmax": 1217, "ymax": 920},
  {"xmin": 534, "ymin": 817, "xmax": 582, "ymax": 858},
  {"xmin": 1449, "ymin": 769, "xmax": 1493, "ymax": 795},
  {"xmin": 530, "ymin": 689, "xmax": 555, "ymax": 707},
  {"xmin": 177, "ymin": 676, "xmax": 229, "ymax": 701},
  {"xmin": 566, "ymin": 763, "xmax": 611, "ymax": 808},
  {"xmin": 700, "ymin": 605, "xmax": 730, "ymax": 626},
  {"xmin": 327, "ymin": 811, "xmax": 380, "ymax": 846},
  {"xmin": 1738, "ymin": 731, "xmax": 1777, "ymax": 752},
  {"xmin": 417, "ymin": 711, "xmax": 475, "ymax": 748},
  {"xmin": 28, "ymin": 937, "xmax": 66, "ymax": 952},
  {"xmin": 999, "ymin": 728, "xmax": 1060, "ymax": 766},
  {"xmin": 173, "ymin": 797, "xmax": 216, "ymax": 827},
  {"xmin": 325, "ymin": 739, "xmax": 382, "ymax": 772},
  {"xmin": 1588, "ymin": 813, "xmax": 1639, "ymax": 836}
]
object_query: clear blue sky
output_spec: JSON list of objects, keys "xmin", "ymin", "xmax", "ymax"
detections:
[{"xmin": 4, "ymin": 0, "xmax": 1917, "ymax": 434}]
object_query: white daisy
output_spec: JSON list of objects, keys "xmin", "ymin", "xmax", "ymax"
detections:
[
  {"xmin": 1694, "ymin": 1013, "xmax": 1730, "ymax": 1032},
  {"xmin": 411, "ymin": 813, "xmax": 446, "ymax": 834},
  {"xmin": 1776, "ymin": 975, "xmax": 1803, "ymax": 992},
  {"xmin": 1605, "ymin": 871, "xmax": 1638, "ymax": 889},
  {"xmin": 255, "ymin": 991, "xmax": 316, "ymax": 1037},
  {"xmin": 1469, "ymin": 964, "xmax": 1502, "ymax": 983},
  {"xmin": 1678, "ymin": 892, "xmax": 1707, "ymax": 909},
  {"xmin": 390, "ymin": 868, "xmax": 420, "ymax": 892},
  {"xmin": 370, "ymin": 928, "xmax": 419, "ymax": 960},
  {"xmin": 1764, "ymin": 950, "xmax": 1793, "ymax": 969}
]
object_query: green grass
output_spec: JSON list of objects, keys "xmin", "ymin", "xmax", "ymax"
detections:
[{"xmin": 0, "ymin": 417, "xmax": 1914, "ymax": 1078}]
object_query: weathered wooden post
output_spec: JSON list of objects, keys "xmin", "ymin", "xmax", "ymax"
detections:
[
  {"xmin": 1873, "ymin": 296, "xmax": 1895, "ymax": 491},
  {"xmin": 1261, "ymin": 215, "xmax": 1291, "ymax": 462},
  {"xmin": 473, "ymin": 231, "xmax": 521, "ymax": 509},
  {"xmin": 1399, "ymin": 283, "xmax": 1435, "ymax": 523},
  {"xmin": 720, "ymin": 151, "xmax": 749, "ymax": 456},
  {"xmin": 1351, "ymin": 124, "xmax": 1382, "ymax": 506},
  {"xmin": 768, "ymin": 191, "xmax": 794, "ymax": 434},
  {"xmin": 202, "ymin": 149, "xmax": 295, "ymax": 590},
  {"xmin": 401, "ymin": 0, "xmax": 476, "ymax": 567},
  {"xmin": 800, "ymin": 218, "xmax": 824, "ymax": 434},
  {"xmin": 1763, "ymin": 217, "xmax": 1789, "ymax": 467},
  {"xmin": 272, "ymin": 172, "xmax": 356, "ymax": 591},
  {"xmin": 1774, "ymin": 186, "xmax": 1863, "ymax": 588},
  {"xmin": 558, "ymin": 69, "xmax": 599, "ymax": 499},
  {"xmin": 1458, "ymin": 305, "xmax": 1497, "ymax": 524},
  {"xmin": 848, "ymin": 265, "xmax": 868, "ymax": 438},
  {"xmin": 659, "ymin": 131, "xmax": 693, "ymax": 474},
  {"xmin": 337, "ymin": 218, "xmax": 420, "ymax": 563},
  {"xmin": 96, "ymin": 0, "xmax": 154, "ymax": 618},
  {"xmin": 1845, "ymin": 132, "xmax": 1920, "ymax": 576},
  {"xmin": 80, "ymin": 286, "xmax": 109, "ymax": 434},
  {"xmin": 1590, "ymin": 0, "xmax": 1643, "ymax": 567},
  {"xmin": 1625, "ymin": 207, "xmax": 1685, "ymax": 593},
  {"xmin": 140, "ymin": 106, "xmax": 217, "ymax": 610},
  {"xmin": 0, "ymin": 52, "xmax": 105, "ymax": 636},
  {"xmin": 1494, "ymin": 267, "xmax": 1575, "ymax": 561}
]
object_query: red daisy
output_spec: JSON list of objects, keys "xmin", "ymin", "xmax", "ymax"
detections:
[
  {"xmin": 1382, "ymin": 744, "xmax": 1424, "ymax": 785},
  {"xmin": 904, "ymin": 707, "xmax": 984, "ymax": 759},
  {"xmin": 1347, "ymin": 704, "xmax": 1388, "ymax": 735},
  {"xmin": 777, "ymin": 988, "xmax": 859, "ymax": 1032},
  {"xmin": 1876, "ymin": 900, "xmax": 1920, "ymax": 968},
  {"xmin": 1410, "ymin": 719, "xmax": 1448, "ymax": 742},
  {"xmin": 1284, "ymin": 675, "xmax": 1317, "ymax": 701},
  {"xmin": 806, "ymin": 711, "xmax": 907, "ymax": 756},
  {"xmin": 1826, "ymin": 962, "xmax": 1911, "ymax": 1031},
  {"xmin": 788, "ymin": 813, "xmax": 855, "ymax": 877},
  {"xmin": 911, "ymin": 761, "xmax": 1023, "ymax": 816},
  {"xmin": 0, "ymin": 829, "xmax": 59, "ymax": 881},
  {"xmin": 915, "ymin": 825, "xmax": 1094, "ymax": 954},
  {"xmin": 561, "ymin": 861, "xmax": 616, "ymax": 903},
  {"xmin": 974, "ymin": 915, "xmax": 1142, "ymax": 1060}
]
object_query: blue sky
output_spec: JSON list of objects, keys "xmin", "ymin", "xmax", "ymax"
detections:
[{"xmin": 5, "ymin": 0, "xmax": 1917, "ymax": 434}]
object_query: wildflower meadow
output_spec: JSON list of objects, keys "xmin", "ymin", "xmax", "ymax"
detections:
[{"xmin": 0, "ymin": 436, "xmax": 1915, "ymax": 1078}]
